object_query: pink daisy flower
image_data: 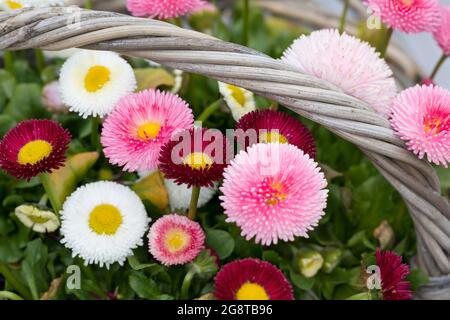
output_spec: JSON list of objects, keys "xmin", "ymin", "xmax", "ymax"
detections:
[
  {"xmin": 433, "ymin": 5, "xmax": 450, "ymax": 55},
  {"xmin": 281, "ymin": 29, "xmax": 397, "ymax": 117},
  {"xmin": 148, "ymin": 214, "xmax": 205, "ymax": 266},
  {"xmin": 101, "ymin": 89, "xmax": 194, "ymax": 172},
  {"xmin": 376, "ymin": 249, "xmax": 412, "ymax": 300},
  {"xmin": 214, "ymin": 258, "xmax": 294, "ymax": 300},
  {"xmin": 365, "ymin": 0, "xmax": 441, "ymax": 33},
  {"xmin": 220, "ymin": 143, "xmax": 328, "ymax": 246},
  {"xmin": 390, "ymin": 84, "xmax": 450, "ymax": 167},
  {"xmin": 126, "ymin": 0, "xmax": 207, "ymax": 20}
]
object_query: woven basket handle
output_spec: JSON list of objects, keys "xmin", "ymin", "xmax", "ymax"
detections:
[{"xmin": 1, "ymin": 7, "xmax": 449, "ymax": 297}]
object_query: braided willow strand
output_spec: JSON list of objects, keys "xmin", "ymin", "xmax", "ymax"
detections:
[{"xmin": 0, "ymin": 7, "xmax": 449, "ymax": 290}]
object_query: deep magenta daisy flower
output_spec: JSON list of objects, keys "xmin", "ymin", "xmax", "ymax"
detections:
[
  {"xmin": 158, "ymin": 127, "xmax": 228, "ymax": 187},
  {"xmin": 148, "ymin": 214, "xmax": 205, "ymax": 266},
  {"xmin": 235, "ymin": 110, "xmax": 316, "ymax": 158},
  {"xmin": 127, "ymin": 0, "xmax": 207, "ymax": 19},
  {"xmin": 376, "ymin": 249, "xmax": 412, "ymax": 300},
  {"xmin": 214, "ymin": 258, "xmax": 294, "ymax": 300},
  {"xmin": 433, "ymin": 5, "xmax": 450, "ymax": 55},
  {"xmin": 365, "ymin": 0, "xmax": 441, "ymax": 33},
  {"xmin": 0, "ymin": 119, "xmax": 71, "ymax": 180},
  {"xmin": 101, "ymin": 89, "xmax": 194, "ymax": 172},
  {"xmin": 390, "ymin": 84, "xmax": 450, "ymax": 167},
  {"xmin": 220, "ymin": 143, "xmax": 328, "ymax": 246}
]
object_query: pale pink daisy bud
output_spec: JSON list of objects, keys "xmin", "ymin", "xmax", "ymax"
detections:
[
  {"xmin": 433, "ymin": 6, "xmax": 450, "ymax": 55},
  {"xmin": 126, "ymin": 0, "xmax": 208, "ymax": 20},
  {"xmin": 390, "ymin": 84, "xmax": 450, "ymax": 167},
  {"xmin": 42, "ymin": 81, "xmax": 68, "ymax": 114},
  {"xmin": 365, "ymin": 0, "xmax": 441, "ymax": 33},
  {"xmin": 282, "ymin": 29, "xmax": 397, "ymax": 117}
]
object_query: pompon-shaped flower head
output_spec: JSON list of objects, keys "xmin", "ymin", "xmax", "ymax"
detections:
[
  {"xmin": 235, "ymin": 109, "xmax": 316, "ymax": 158},
  {"xmin": 0, "ymin": 119, "xmax": 70, "ymax": 180},
  {"xmin": 59, "ymin": 50, "xmax": 136, "ymax": 118},
  {"xmin": 60, "ymin": 181, "xmax": 149, "ymax": 268},
  {"xmin": 158, "ymin": 127, "xmax": 229, "ymax": 188},
  {"xmin": 376, "ymin": 249, "xmax": 412, "ymax": 300},
  {"xmin": 218, "ymin": 82, "xmax": 256, "ymax": 121},
  {"xmin": 0, "ymin": 0, "xmax": 65, "ymax": 11},
  {"xmin": 127, "ymin": 0, "xmax": 207, "ymax": 19},
  {"xmin": 281, "ymin": 29, "xmax": 397, "ymax": 117},
  {"xmin": 390, "ymin": 84, "xmax": 450, "ymax": 167},
  {"xmin": 148, "ymin": 214, "xmax": 205, "ymax": 266},
  {"xmin": 220, "ymin": 143, "xmax": 328, "ymax": 246},
  {"xmin": 101, "ymin": 89, "xmax": 194, "ymax": 172},
  {"xmin": 433, "ymin": 5, "xmax": 450, "ymax": 55},
  {"xmin": 365, "ymin": 0, "xmax": 440, "ymax": 33},
  {"xmin": 214, "ymin": 258, "xmax": 294, "ymax": 300}
]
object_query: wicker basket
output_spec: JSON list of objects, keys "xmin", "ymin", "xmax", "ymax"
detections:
[{"xmin": 0, "ymin": 7, "xmax": 449, "ymax": 299}]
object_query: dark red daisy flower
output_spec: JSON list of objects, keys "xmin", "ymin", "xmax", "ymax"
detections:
[
  {"xmin": 214, "ymin": 258, "xmax": 294, "ymax": 300},
  {"xmin": 376, "ymin": 249, "xmax": 412, "ymax": 300},
  {"xmin": 158, "ymin": 127, "xmax": 228, "ymax": 187},
  {"xmin": 0, "ymin": 119, "xmax": 71, "ymax": 180},
  {"xmin": 235, "ymin": 110, "xmax": 316, "ymax": 158}
]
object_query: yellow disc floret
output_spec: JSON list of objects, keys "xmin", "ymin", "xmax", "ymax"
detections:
[
  {"xmin": 227, "ymin": 84, "xmax": 246, "ymax": 106},
  {"xmin": 6, "ymin": 0, "xmax": 23, "ymax": 9},
  {"xmin": 84, "ymin": 65, "xmax": 111, "ymax": 93},
  {"xmin": 235, "ymin": 282, "xmax": 270, "ymax": 300},
  {"xmin": 183, "ymin": 152, "xmax": 213, "ymax": 170},
  {"xmin": 137, "ymin": 122, "xmax": 161, "ymax": 140},
  {"xmin": 164, "ymin": 228, "xmax": 189, "ymax": 253},
  {"xmin": 88, "ymin": 204, "xmax": 123, "ymax": 235},
  {"xmin": 259, "ymin": 131, "xmax": 288, "ymax": 144},
  {"xmin": 17, "ymin": 140, "xmax": 53, "ymax": 165}
]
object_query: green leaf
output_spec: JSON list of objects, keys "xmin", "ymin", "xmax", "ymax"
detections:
[
  {"xmin": 407, "ymin": 268, "xmax": 429, "ymax": 291},
  {"xmin": 129, "ymin": 271, "xmax": 160, "ymax": 299},
  {"xmin": 205, "ymin": 229, "xmax": 235, "ymax": 259},
  {"xmin": 20, "ymin": 239, "xmax": 49, "ymax": 300},
  {"xmin": 132, "ymin": 171, "xmax": 169, "ymax": 210},
  {"xmin": 127, "ymin": 255, "xmax": 159, "ymax": 271},
  {"xmin": 289, "ymin": 270, "xmax": 315, "ymax": 290},
  {"xmin": 4, "ymin": 83, "xmax": 46, "ymax": 121}
]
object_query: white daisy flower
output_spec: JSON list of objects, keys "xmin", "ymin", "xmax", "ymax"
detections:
[
  {"xmin": 218, "ymin": 81, "xmax": 256, "ymax": 121},
  {"xmin": 59, "ymin": 50, "xmax": 137, "ymax": 118},
  {"xmin": 15, "ymin": 204, "xmax": 60, "ymax": 233},
  {"xmin": 0, "ymin": 0, "xmax": 64, "ymax": 11},
  {"xmin": 60, "ymin": 181, "xmax": 149, "ymax": 268},
  {"xmin": 164, "ymin": 178, "xmax": 216, "ymax": 211}
]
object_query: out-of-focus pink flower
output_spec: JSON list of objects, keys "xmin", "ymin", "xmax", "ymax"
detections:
[
  {"xmin": 126, "ymin": 0, "xmax": 208, "ymax": 19},
  {"xmin": 42, "ymin": 81, "xmax": 68, "ymax": 114},
  {"xmin": 365, "ymin": 0, "xmax": 441, "ymax": 33},
  {"xmin": 421, "ymin": 78, "xmax": 435, "ymax": 86},
  {"xmin": 433, "ymin": 5, "xmax": 450, "ymax": 55},
  {"xmin": 390, "ymin": 84, "xmax": 450, "ymax": 167}
]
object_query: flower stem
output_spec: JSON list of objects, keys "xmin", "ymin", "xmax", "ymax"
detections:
[
  {"xmin": 3, "ymin": 51, "xmax": 14, "ymax": 74},
  {"xmin": 0, "ymin": 262, "xmax": 32, "ymax": 300},
  {"xmin": 39, "ymin": 173, "xmax": 60, "ymax": 213},
  {"xmin": 34, "ymin": 49, "xmax": 45, "ymax": 73},
  {"xmin": 380, "ymin": 28, "xmax": 393, "ymax": 58},
  {"xmin": 197, "ymin": 99, "xmax": 221, "ymax": 123},
  {"xmin": 188, "ymin": 186, "xmax": 201, "ymax": 220},
  {"xmin": 339, "ymin": 0, "xmax": 350, "ymax": 34},
  {"xmin": 0, "ymin": 291, "xmax": 24, "ymax": 300},
  {"xmin": 243, "ymin": 0, "xmax": 250, "ymax": 46},
  {"xmin": 430, "ymin": 53, "xmax": 448, "ymax": 80},
  {"xmin": 180, "ymin": 270, "xmax": 195, "ymax": 300},
  {"xmin": 91, "ymin": 116, "xmax": 101, "ymax": 152}
]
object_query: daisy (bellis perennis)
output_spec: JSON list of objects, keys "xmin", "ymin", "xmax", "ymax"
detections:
[
  {"xmin": 281, "ymin": 29, "xmax": 397, "ymax": 117},
  {"xmin": 101, "ymin": 89, "xmax": 194, "ymax": 172},
  {"xmin": 433, "ymin": 5, "xmax": 450, "ymax": 55},
  {"xmin": 235, "ymin": 109, "xmax": 316, "ymax": 158},
  {"xmin": 148, "ymin": 214, "xmax": 205, "ymax": 266},
  {"xmin": 59, "ymin": 50, "xmax": 136, "ymax": 118},
  {"xmin": 0, "ymin": 119, "xmax": 71, "ymax": 180},
  {"xmin": 158, "ymin": 127, "xmax": 229, "ymax": 188},
  {"xmin": 0, "ymin": 0, "xmax": 65, "ymax": 11},
  {"xmin": 220, "ymin": 143, "xmax": 328, "ymax": 246},
  {"xmin": 60, "ymin": 181, "xmax": 149, "ymax": 268},
  {"xmin": 15, "ymin": 204, "xmax": 60, "ymax": 233},
  {"xmin": 218, "ymin": 82, "xmax": 256, "ymax": 121},
  {"xmin": 126, "ymin": 0, "xmax": 208, "ymax": 20},
  {"xmin": 365, "ymin": 0, "xmax": 441, "ymax": 33},
  {"xmin": 214, "ymin": 258, "xmax": 294, "ymax": 300},
  {"xmin": 375, "ymin": 249, "xmax": 412, "ymax": 300},
  {"xmin": 390, "ymin": 84, "xmax": 450, "ymax": 167}
]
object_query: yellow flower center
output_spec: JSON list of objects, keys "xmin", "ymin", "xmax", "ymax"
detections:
[
  {"xmin": 29, "ymin": 215, "xmax": 51, "ymax": 224},
  {"xmin": 235, "ymin": 282, "xmax": 269, "ymax": 300},
  {"xmin": 164, "ymin": 228, "xmax": 189, "ymax": 253},
  {"xmin": 17, "ymin": 140, "xmax": 53, "ymax": 165},
  {"xmin": 84, "ymin": 65, "xmax": 111, "ymax": 93},
  {"xmin": 227, "ymin": 84, "xmax": 246, "ymax": 106},
  {"xmin": 182, "ymin": 152, "xmax": 213, "ymax": 170},
  {"xmin": 259, "ymin": 131, "xmax": 288, "ymax": 144},
  {"xmin": 137, "ymin": 122, "xmax": 161, "ymax": 140},
  {"xmin": 6, "ymin": 0, "xmax": 22, "ymax": 9},
  {"xmin": 265, "ymin": 181, "xmax": 286, "ymax": 206},
  {"xmin": 400, "ymin": 0, "xmax": 413, "ymax": 6},
  {"xmin": 88, "ymin": 204, "xmax": 123, "ymax": 235}
]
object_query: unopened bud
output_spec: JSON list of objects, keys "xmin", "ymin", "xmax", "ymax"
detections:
[{"xmin": 297, "ymin": 250, "xmax": 324, "ymax": 278}]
